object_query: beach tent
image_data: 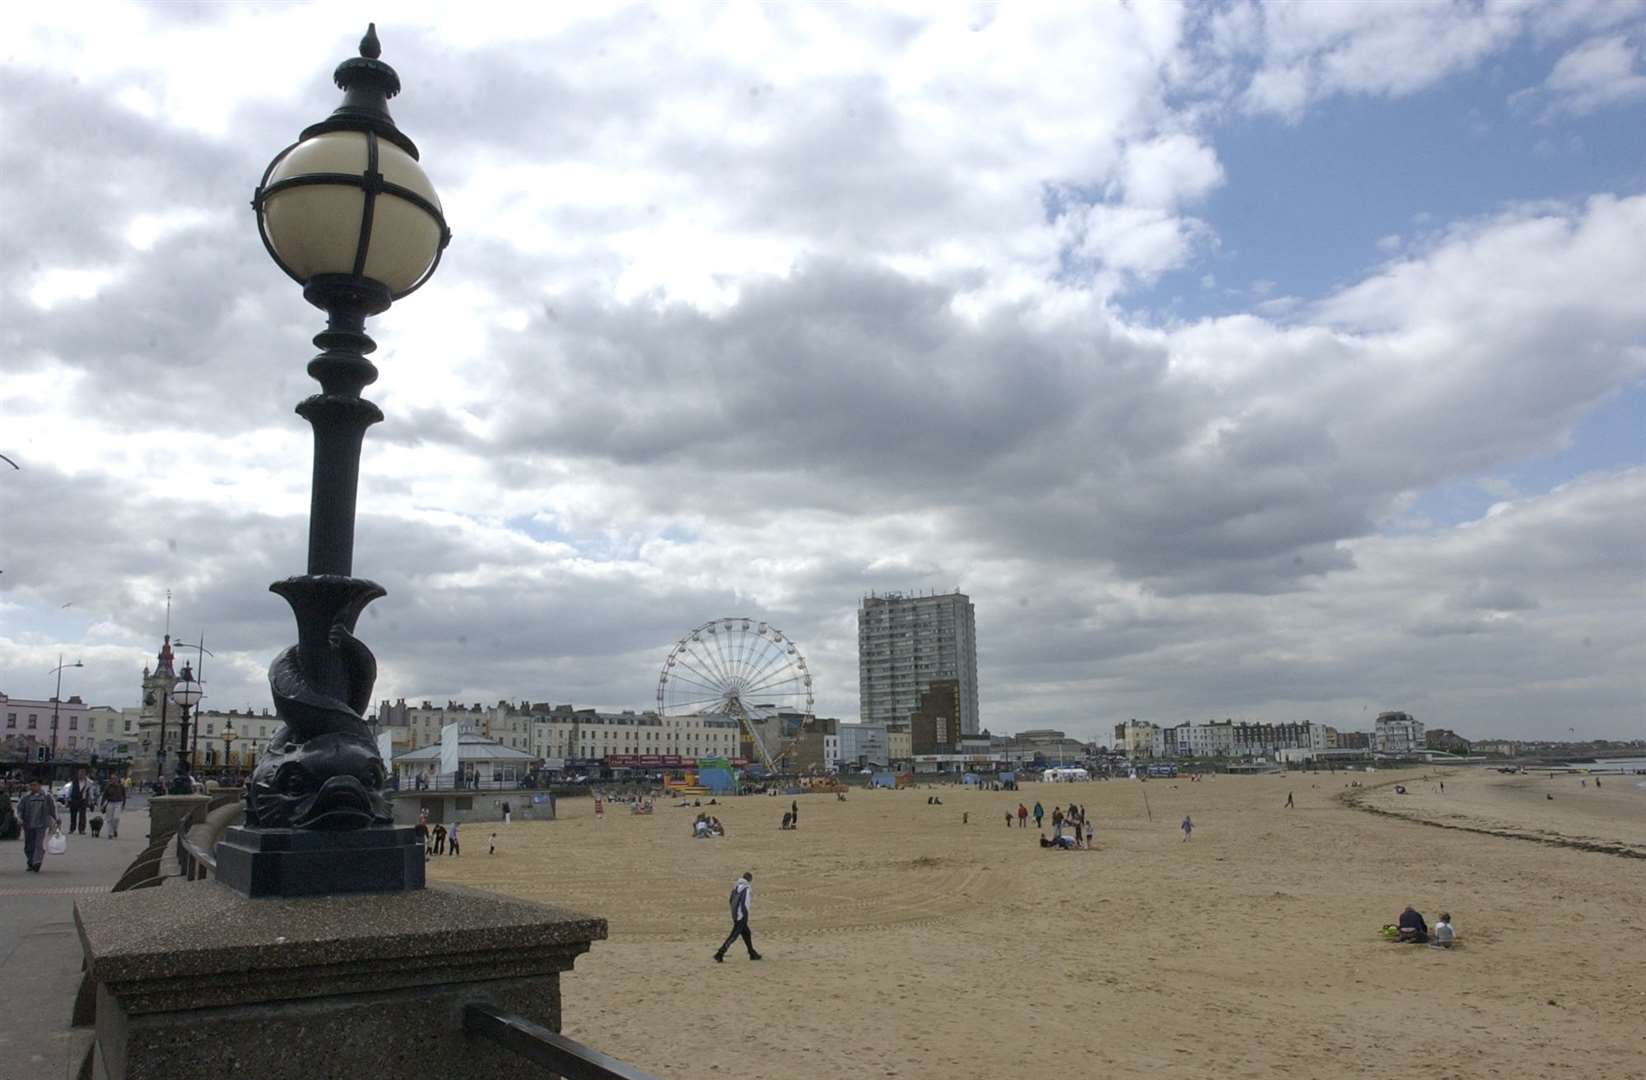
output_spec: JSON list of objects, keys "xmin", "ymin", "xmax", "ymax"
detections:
[{"xmin": 869, "ymin": 771, "xmax": 897, "ymax": 789}]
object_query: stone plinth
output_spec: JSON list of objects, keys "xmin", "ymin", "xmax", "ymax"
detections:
[
  {"xmin": 74, "ymin": 882, "xmax": 607, "ymax": 1080},
  {"xmin": 215, "ymin": 824, "xmax": 424, "ymax": 897},
  {"xmin": 145, "ymin": 794, "xmax": 211, "ymax": 843}
]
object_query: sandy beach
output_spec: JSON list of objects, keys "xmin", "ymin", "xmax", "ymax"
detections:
[{"xmin": 430, "ymin": 770, "xmax": 1645, "ymax": 1080}]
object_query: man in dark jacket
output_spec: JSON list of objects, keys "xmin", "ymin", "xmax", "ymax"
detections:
[
  {"xmin": 713, "ymin": 871, "xmax": 761, "ymax": 963},
  {"xmin": 68, "ymin": 768, "xmax": 92, "ymax": 834},
  {"xmin": 101, "ymin": 777, "xmax": 128, "ymax": 839},
  {"xmin": 1397, "ymin": 906, "xmax": 1429, "ymax": 943},
  {"xmin": 18, "ymin": 777, "xmax": 61, "ymax": 872}
]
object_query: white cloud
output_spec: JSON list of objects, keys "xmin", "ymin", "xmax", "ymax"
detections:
[
  {"xmin": 1231, "ymin": 1, "xmax": 1520, "ymax": 119},
  {"xmin": 1, "ymin": 4, "xmax": 1641, "ymax": 743},
  {"xmin": 1513, "ymin": 33, "xmax": 1646, "ymax": 118},
  {"xmin": 1120, "ymin": 133, "xmax": 1225, "ymax": 208}
]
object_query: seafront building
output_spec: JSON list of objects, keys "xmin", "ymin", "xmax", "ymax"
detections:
[
  {"xmin": 1115, "ymin": 718, "xmax": 1330, "ymax": 761},
  {"xmin": 1373, "ymin": 711, "xmax": 1425, "ymax": 754},
  {"xmin": 2, "ymin": 691, "xmax": 100, "ymax": 759},
  {"xmin": 838, "ymin": 720, "xmax": 890, "ymax": 768},
  {"xmin": 1111, "ymin": 712, "xmax": 1441, "ymax": 763},
  {"xmin": 857, "ymin": 590, "xmax": 981, "ymax": 734},
  {"xmin": 377, "ymin": 699, "xmax": 743, "ymax": 771}
]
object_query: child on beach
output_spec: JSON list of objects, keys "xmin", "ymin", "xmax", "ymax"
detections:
[
  {"xmin": 1432, "ymin": 913, "xmax": 1455, "ymax": 948},
  {"xmin": 1181, "ymin": 815, "xmax": 1193, "ymax": 841},
  {"xmin": 489, "ymin": 832, "xmax": 497, "ymax": 855}
]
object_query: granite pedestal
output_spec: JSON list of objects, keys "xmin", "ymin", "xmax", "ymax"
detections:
[
  {"xmin": 214, "ymin": 824, "xmax": 424, "ymax": 897},
  {"xmin": 74, "ymin": 882, "xmax": 607, "ymax": 1080}
]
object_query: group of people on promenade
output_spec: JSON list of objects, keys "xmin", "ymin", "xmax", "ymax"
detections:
[
  {"xmin": 7, "ymin": 771, "xmax": 130, "ymax": 873},
  {"xmin": 414, "ymin": 811, "xmax": 462, "ymax": 857}
]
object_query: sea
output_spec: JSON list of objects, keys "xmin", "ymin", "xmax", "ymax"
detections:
[{"xmin": 1570, "ymin": 756, "xmax": 1646, "ymax": 772}]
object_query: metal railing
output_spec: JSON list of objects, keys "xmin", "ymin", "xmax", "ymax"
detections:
[
  {"xmin": 175, "ymin": 792, "xmax": 240, "ymax": 881},
  {"xmin": 464, "ymin": 1003, "xmax": 662, "ymax": 1080},
  {"xmin": 398, "ymin": 775, "xmax": 536, "ymax": 793}
]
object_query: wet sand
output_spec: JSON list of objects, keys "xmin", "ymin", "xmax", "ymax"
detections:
[
  {"xmin": 1356, "ymin": 769, "xmax": 1646, "ymax": 858},
  {"xmin": 430, "ymin": 771, "xmax": 1646, "ymax": 1080}
]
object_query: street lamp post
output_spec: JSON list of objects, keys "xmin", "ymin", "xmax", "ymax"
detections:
[
  {"xmin": 48, "ymin": 655, "xmax": 84, "ymax": 762},
  {"xmin": 169, "ymin": 663, "xmax": 203, "ymax": 795},
  {"xmin": 222, "ymin": 721, "xmax": 237, "ymax": 781},
  {"xmin": 218, "ymin": 24, "xmax": 448, "ymax": 897}
]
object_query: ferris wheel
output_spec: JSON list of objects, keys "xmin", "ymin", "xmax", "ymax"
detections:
[{"xmin": 656, "ymin": 618, "xmax": 814, "ymax": 770}]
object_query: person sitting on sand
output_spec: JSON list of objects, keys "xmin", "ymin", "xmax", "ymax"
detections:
[
  {"xmin": 1432, "ymin": 913, "xmax": 1455, "ymax": 949},
  {"xmin": 1039, "ymin": 831, "xmax": 1053, "ymax": 848},
  {"xmin": 711, "ymin": 817, "xmax": 725, "ymax": 836},
  {"xmin": 1397, "ymin": 906, "xmax": 1429, "ymax": 944},
  {"xmin": 781, "ymin": 811, "xmax": 793, "ymax": 830}
]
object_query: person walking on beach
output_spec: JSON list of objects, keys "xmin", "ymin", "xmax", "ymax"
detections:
[
  {"xmin": 432, "ymin": 822, "xmax": 447, "ymax": 855},
  {"xmin": 18, "ymin": 777, "xmax": 60, "ymax": 872},
  {"xmin": 101, "ymin": 776, "xmax": 127, "ymax": 839},
  {"xmin": 791, "ymin": 799, "xmax": 799, "ymax": 826},
  {"xmin": 448, "ymin": 820, "xmax": 461, "ymax": 856},
  {"xmin": 502, "ymin": 800, "xmax": 512, "ymax": 824},
  {"xmin": 1181, "ymin": 815, "xmax": 1193, "ymax": 841},
  {"xmin": 489, "ymin": 832, "xmax": 497, "ymax": 855},
  {"xmin": 1033, "ymin": 802, "xmax": 1044, "ymax": 829},
  {"xmin": 1285, "ymin": 792, "xmax": 1294, "ymax": 809},
  {"xmin": 1017, "ymin": 803, "xmax": 1028, "ymax": 828},
  {"xmin": 713, "ymin": 871, "xmax": 761, "ymax": 963},
  {"xmin": 415, "ymin": 816, "xmax": 431, "ymax": 860}
]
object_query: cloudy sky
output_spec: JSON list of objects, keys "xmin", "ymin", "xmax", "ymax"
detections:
[{"xmin": 3, "ymin": 2, "xmax": 1643, "ymax": 743}]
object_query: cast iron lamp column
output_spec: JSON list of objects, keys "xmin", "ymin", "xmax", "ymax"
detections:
[
  {"xmin": 169, "ymin": 663, "xmax": 203, "ymax": 795},
  {"xmin": 222, "ymin": 24, "xmax": 448, "ymax": 897},
  {"xmin": 47, "ymin": 655, "xmax": 84, "ymax": 761}
]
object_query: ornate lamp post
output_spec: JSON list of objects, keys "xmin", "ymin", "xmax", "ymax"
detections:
[
  {"xmin": 169, "ymin": 663, "xmax": 203, "ymax": 794},
  {"xmin": 221, "ymin": 720, "xmax": 237, "ymax": 780},
  {"xmin": 218, "ymin": 24, "xmax": 448, "ymax": 897}
]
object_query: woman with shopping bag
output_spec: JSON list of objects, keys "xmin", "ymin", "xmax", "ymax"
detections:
[{"xmin": 17, "ymin": 776, "xmax": 62, "ymax": 872}]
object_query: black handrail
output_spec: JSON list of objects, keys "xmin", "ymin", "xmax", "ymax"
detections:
[{"xmin": 463, "ymin": 1003, "xmax": 662, "ymax": 1080}]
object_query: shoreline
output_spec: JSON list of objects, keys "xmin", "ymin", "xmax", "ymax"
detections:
[{"xmin": 1343, "ymin": 773, "xmax": 1646, "ymax": 860}]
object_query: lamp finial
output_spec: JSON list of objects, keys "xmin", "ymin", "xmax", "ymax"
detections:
[{"xmin": 360, "ymin": 23, "xmax": 381, "ymax": 60}]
